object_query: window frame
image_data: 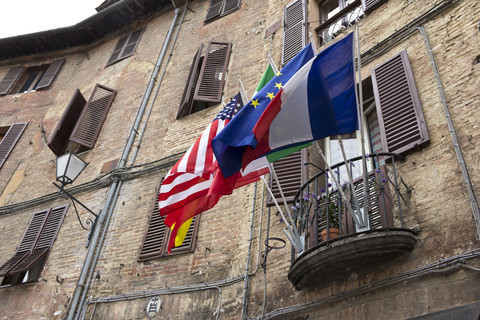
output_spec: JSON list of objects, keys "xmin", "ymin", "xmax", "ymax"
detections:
[
  {"xmin": 138, "ymin": 181, "xmax": 201, "ymax": 261},
  {"xmin": 0, "ymin": 123, "xmax": 28, "ymax": 169},
  {"xmin": 105, "ymin": 28, "xmax": 145, "ymax": 67},
  {"xmin": 176, "ymin": 41, "xmax": 232, "ymax": 119},
  {"xmin": 204, "ymin": 0, "xmax": 242, "ymax": 24},
  {"xmin": 0, "ymin": 59, "xmax": 65, "ymax": 95},
  {"xmin": 0, "ymin": 205, "xmax": 68, "ymax": 286},
  {"xmin": 47, "ymin": 84, "xmax": 117, "ymax": 156}
]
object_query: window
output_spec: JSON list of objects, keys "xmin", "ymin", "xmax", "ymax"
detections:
[
  {"xmin": 105, "ymin": 28, "xmax": 145, "ymax": 67},
  {"xmin": 0, "ymin": 123, "xmax": 28, "ymax": 169},
  {"xmin": 138, "ymin": 181, "xmax": 200, "ymax": 260},
  {"xmin": 176, "ymin": 41, "xmax": 232, "ymax": 119},
  {"xmin": 0, "ymin": 205, "xmax": 68, "ymax": 286},
  {"xmin": 204, "ymin": 0, "xmax": 241, "ymax": 23},
  {"xmin": 0, "ymin": 59, "xmax": 65, "ymax": 95},
  {"xmin": 48, "ymin": 84, "xmax": 117, "ymax": 156}
]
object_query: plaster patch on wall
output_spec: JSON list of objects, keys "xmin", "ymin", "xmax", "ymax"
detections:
[{"xmin": 0, "ymin": 168, "xmax": 26, "ymax": 206}]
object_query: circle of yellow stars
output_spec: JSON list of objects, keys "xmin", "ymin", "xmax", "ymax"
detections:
[{"xmin": 250, "ymin": 72, "xmax": 283, "ymax": 109}]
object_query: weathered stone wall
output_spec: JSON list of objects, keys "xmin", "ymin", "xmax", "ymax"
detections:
[{"xmin": 1, "ymin": 0, "xmax": 479, "ymax": 319}]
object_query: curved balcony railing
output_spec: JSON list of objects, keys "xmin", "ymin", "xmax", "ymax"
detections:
[{"xmin": 290, "ymin": 153, "xmax": 411, "ymax": 258}]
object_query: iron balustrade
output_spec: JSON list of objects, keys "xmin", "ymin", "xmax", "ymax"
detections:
[
  {"xmin": 315, "ymin": 0, "xmax": 364, "ymax": 46},
  {"xmin": 291, "ymin": 153, "xmax": 409, "ymax": 257}
]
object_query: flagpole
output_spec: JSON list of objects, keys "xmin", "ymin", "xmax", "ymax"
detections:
[
  {"xmin": 238, "ymin": 78, "xmax": 248, "ymax": 105},
  {"xmin": 260, "ymin": 176, "xmax": 303, "ymax": 252},
  {"xmin": 313, "ymin": 142, "xmax": 363, "ymax": 227},
  {"xmin": 337, "ymin": 136, "xmax": 366, "ymax": 227},
  {"xmin": 267, "ymin": 54, "xmax": 279, "ymax": 74},
  {"xmin": 355, "ymin": 22, "xmax": 370, "ymax": 230}
]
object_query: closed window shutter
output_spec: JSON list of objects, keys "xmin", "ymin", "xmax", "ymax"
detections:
[
  {"xmin": 106, "ymin": 35, "xmax": 129, "ymax": 67},
  {"xmin": 222, "ymin": 0, "xmax": 241, "ymax": 15},
  {"xmin": 363, "ymin": 0, "xmax": 387, "ymax": 12},
  {"xmin": 139, "ymin": 182, "xmax": 200, "ymax": 260},
  {"xmin": 47, "ymin": 89, "xmax": 87, "ymax": 156},
  {"xmin": 205, "ymin": 0, "xmax": 224, "ymax": 22},
  {"xmin": 8, "ymin": 205, "xmax": 68, "ymax": 275},
  {"xmin": 267, "ymin": 149, "xmax": 307, "ymax": 206},
  {"xmin": 139, "ymin": 186, "xmax": 169, "ymax": 260},
  {"xmin": 371, "ymin": 50, "xmax": 429, "ymax": 155},
  {"xmin": 169, "ymin": 215, "xmax": 200, "ymax": 256},
  {"xmin": 194, "ymin": 41, "xmax": 231, "ymax": 104},
  {"xmin": 0, "ymin": 209, "xmax": 49, "ymax": 277},
  {"xmin": 0, "ymin": 123, "xmax": 28, "ymax": 169},
  {"xmin": 36, "ymin": 59, "xmax": 65, "ymax": 90},
  {"xmin": 0, "ymin": 66, "xmax": 25, "ymax": 95},
  {"xmin": 282, "ymin": 0, "xmax": 306, "ymax": 66},
  {"xmin": 119, "ymin": 28, "xmax": 145, "ymax": 60},
  {"xmin": 69, "ymin": 84, "xmax": 117, "ymax": 149},
  {"xmin": 177, "ymin": 44, "xmax": 204, "ymax": 119}
]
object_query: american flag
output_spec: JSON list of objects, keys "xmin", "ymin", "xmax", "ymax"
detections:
[{"xmin": 158, "ymin": 93, "xmax": 268, "ymax": 252}]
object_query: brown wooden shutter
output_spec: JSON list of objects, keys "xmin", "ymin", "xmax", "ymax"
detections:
[
  {"xmin": 169, "ymin": 215, "xmax": 200, "ymax": 256},
  {"xmin": 106, "ymin": 35, "xmax": 129, "ymax": 66},
  {"xmin": 47, "ymin": 89, "xmax": 87, "ymax": 156},
  {"xmin": 363, "ymin": 0, "xmax": 387, "ymax": 12},
  {"xmin": 0, "ymin": 209, "xmax": 49, "ymax": 277},
  {"xmin": 194, "ymin": 41, "xmax": 231, "ymax": 104},
  {"xmin": 139, "ymin": 186, "xmax": 169, "ymax": 260},
  {"xmin": 0, "ymin": 123, "xmax": 28, "ymax": 169},
  {"xmin": 36, "ymin": 59, "xmax": 65, "ymax": 90},
  {"xmin": 177, "ymin": 44, "xmax": 204, "ymax": 119},
  {"xmin": 222, "ymin": 0, "xmax": 241, "ymax": 15},
  {"xmin": 119, "ymin": 28, "xmax": 144, "ymax": 60},
  {"xmin": 267, "ymin": 149, "xmax": 307, "ymax": 206},
  {"xmin": 282, "ymin": 0, "xmax": 306, "ymax": 66},
  {"xmin": 371, "ymin": 50, "xmax": 429, "ymax": 155},
  {"xmin": 0, "ymin": 66, "xmax": 25, "ymax": 95},
  {"xmin": 139, "ymin": 182, "xmax": 201, "ymax": 260},
  {"xmin": 9, "ymin": 205, "xmax": 68, "ymax": 275},
  {"xmin": 69, "ymin": 84, "xmax": 117, "ymax": 149},
  {"xmin": 205, "ymin": 0, "xmax": 224, "ymax": 22}
]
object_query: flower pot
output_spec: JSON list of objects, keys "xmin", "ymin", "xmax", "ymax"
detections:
[{"xmin": 321, "ymin": 228, "xmax": 340, "ymax": 241}]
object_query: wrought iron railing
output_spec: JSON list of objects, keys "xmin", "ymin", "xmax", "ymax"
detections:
[
  {"xmin": 291, "ymin": 153, "xmax": 410, "ymax": 256},
  {"xmin": 315, "ymin": 0, "xmax": 364, "ymax": 46}
]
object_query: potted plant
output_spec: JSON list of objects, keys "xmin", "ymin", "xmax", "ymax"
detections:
[{"xmin": 319, "ymin": 188, "xmax": 341, "ymax": 241}]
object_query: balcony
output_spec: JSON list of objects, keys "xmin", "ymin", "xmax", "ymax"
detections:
[
  {"xmin": 287, "ymin": 153, "xmax": 417, "ymax": 289},
  {"xmin": 315, "ymin": 0, "xmax": 364, "ymax": 46}
]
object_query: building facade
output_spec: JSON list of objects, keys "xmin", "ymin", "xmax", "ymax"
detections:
[{"xmin": 0, "ymin": 0, "xmax": 479, "ymax": 319}]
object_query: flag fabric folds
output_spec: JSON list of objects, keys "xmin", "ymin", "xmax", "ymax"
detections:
[
  {"xmin": 212, "ymin": 43, "xmax": 316, "ymax": 178},
  {"xmin": 212, "ymin": 34, "xmax": 357, "ymax": 178},
  {"xmin": 159, "ymin": 93, "xmax": 268, "ymax": 253}
]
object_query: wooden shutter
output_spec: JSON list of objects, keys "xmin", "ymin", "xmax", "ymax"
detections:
[
  {"xmin": 371, "ymin": 50, "xmax": 429, "ymax": 155},
  {"xmin": 69, "ymin": 84, "xmax": 117, "ymax": 149},
  {"xmin": 0, "ymin": 123, "xmax": 28, "ymax": 169},
  {"xmin": 363, "ymin": 0, "xmax": 387, "ymax": 12},
  {"xmin": 0, "ymin": 210, "xmax": 49, "ymax": 277},
  {"xmin": 36, "ymin": 59, "xmax": 65, "ymax": 90},
  {"xmin": 139, "ymin": 186, "xmax": 169, "ymax": 260},
  {"xmin": 9, "ymin": 205, "xmax": 68, "ymax": 275},
  {"xmin": 194, "ymin": 41, "xmax": 231, "ymax": 104},
  {"xmin": 139, "ymin": 182, "xmax": 201, "ymax": 260},
  {"xmin": 106, "ymin": 28, "xmax": 144, "ymax": 67},
  {"xmin": 177, "ymin": 44, "xmax": 204, "ymax": 119},
  {"xmin": 222, "ymin": 0, "xmax": 241, "ymax": 15},
  {"xmin": 106, "ymin": 34, "xmax": 129, "ymax": 66},
  {"xmin": 169, "ymin": 216, "xmax": 200, "ymax": 256},
  {"xmin": 0, "ymin": 66, "xmax": 24, "ymax": 95},
  {"xmin": 267, "ymin": 149, "xmax": 307, "ymax": 206},
  {"xmin": 119, "ymin": 28, "xmax": 144, "ymax": 60},
  {"xmin": 47, "ymin": 89, "xmax": 87, "ymax": 156},
  {"xmin": 205, "ymin": 0, "xmax": 224, "ymax": 22},
  {"xmin": 282, "ymin": 0, "xmax": 306, "ymax": 66}
]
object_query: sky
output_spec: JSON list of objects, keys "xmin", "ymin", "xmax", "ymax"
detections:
[{"xmin": 0, "ymin": 0, "xmax": 102, "ymax": 38}]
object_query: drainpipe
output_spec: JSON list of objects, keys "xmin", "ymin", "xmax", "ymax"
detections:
[{"xmin": 66, "ymin": 6, "xmax": 181, "ymax": 320}]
